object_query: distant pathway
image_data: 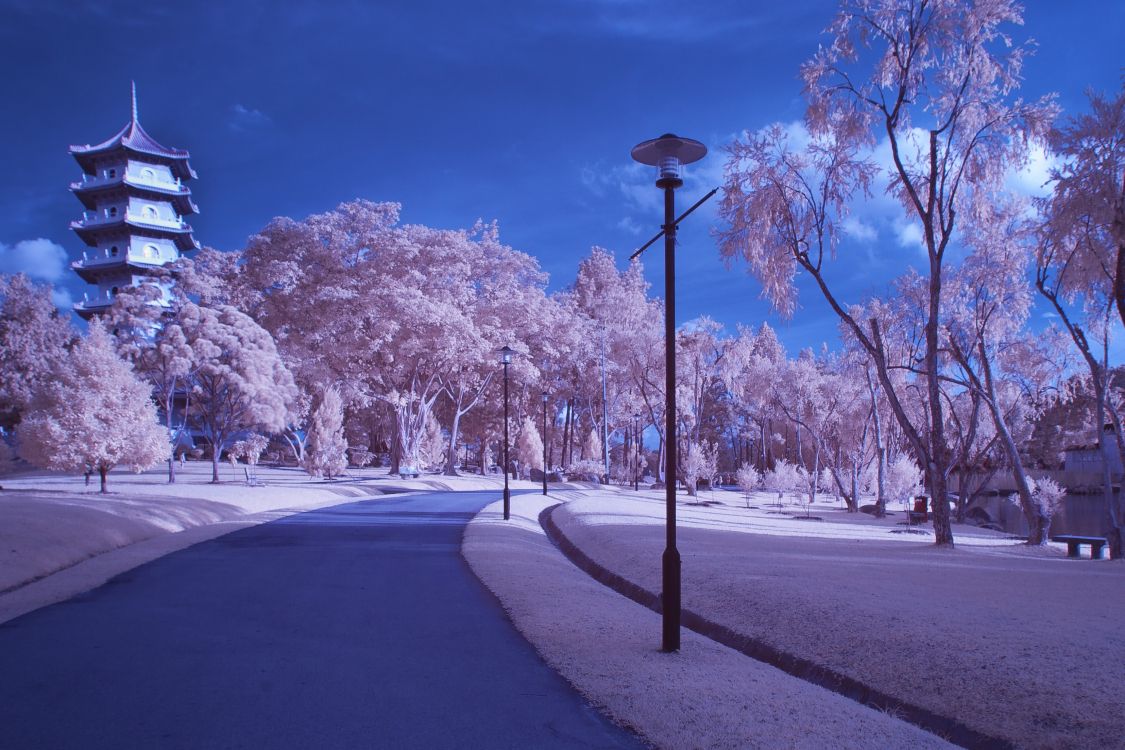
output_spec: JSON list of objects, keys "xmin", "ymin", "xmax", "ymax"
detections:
[{"xmin": 0, "ymin": 490, "xmax": 644, "ymax": 749}]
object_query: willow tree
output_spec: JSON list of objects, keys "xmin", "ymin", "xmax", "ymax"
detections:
[{"xmin": 718, "ymin": 0, "xmax": 1055, "ymax": 545}]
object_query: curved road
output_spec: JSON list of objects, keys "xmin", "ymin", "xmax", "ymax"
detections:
[{"xmin": 0, "ymin": 490, "xmax": 645, "ymax": 749}]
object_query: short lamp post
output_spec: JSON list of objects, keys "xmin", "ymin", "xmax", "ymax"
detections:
[
  {"xmin": 541, "ymin": 391, "xmax": 549, "ymax": 496},
  {"xmin": 631, "ymin": 133, "xmax": 707, "ymax": 653},
  {"xmin": 634, "ymin": 413, "xmax": 641, "ymax": 492},
  {"xmin": 499, "ymin": 345, "xmax": 514, "ymax": 521}
]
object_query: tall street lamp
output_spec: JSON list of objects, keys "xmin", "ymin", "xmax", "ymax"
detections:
[
  {"xmin": 634, "ymin": 412, "xmax": 641, "ymax": 492},
  {"xmin": 541, "ymin": 391, "xmax": 549, "ymax": 496},
  {"xmin": 499, "ymin": 345, "xmax": 514, "ymax": 521},
  {"xmin": 631, "ymin": 133, "xmax": 707, "ymax": 653}
]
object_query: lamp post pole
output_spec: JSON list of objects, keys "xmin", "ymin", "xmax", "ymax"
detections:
[
  {"xmin": 631, "ymin": 134, "xmax": 708, "ymax": 653},
  {"xmin": 659, "ymin": 173, "xmax": 680, "ymax": 652},
  {"xmin": 541, "ymin": 391, "xmax": 549, "ymax": 496},
  {"xmin": 499, "ymin": 346, "xmax": 513, "ymax": 521},
  {"xmin": 634, "ymin": 413, "xmax": 640, "ymax": 492}
]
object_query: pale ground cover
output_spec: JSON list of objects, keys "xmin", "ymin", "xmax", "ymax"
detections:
[
  {"xmin": 464, "ymin": 493, "xmax": 954, "ymax": 749},
  {"xmin": 0, "ymin": 460, "xmax": 526, "ymax": 624},
  {"xmin": 543, "ymin": 488, "xmax": 1125, "ymax": 750}
]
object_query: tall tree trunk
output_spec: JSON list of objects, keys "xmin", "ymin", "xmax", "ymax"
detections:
[
  {"xmin": 795, "ymin": 422, "xmax": 803, "ymax": 469},
  {"xmin": 99, "ymin": 466, "xmax": 108, "ymax": 494},
  {"xmin": 547, "ymin": 422, "xmax": 555, "ymax": 470},
  {"xmin": 947, "ymin": 329, "xmax": 1046, "ymax": 542},
  {"xmin": 812, "ymin": 441, "xmax": 820, "ymax": 506},
  {"xmin": 967, "ymin": 340, "xmax": 1047, "ymax": 544},
  {"xmin": 1115, "ymin": 213, "xmax": 1125, "ymax": 332},
  {"xmin": 848, "ymin": 464, "xmax": 859, "ymax": 513},
  {"xmin": 164, "ymin": 388, "xmax": 177, "ymax": 484},
  {"xmin": 866, "ymin": 369, "xmax": 886, "ymax": 517},
  {"xmin": 925, "ymin": 265, "xmax": 954, "ymax": 545},
  {"xmin": 389, "ymin": 410, "xmax": 401, "ymax": 475},
  {"xmin": 561, "ymin": 397, "xmax": 572, "ymax": 468},
  {"xmin": 765, "ymin": 418, "xmax": 773, "ymax": 469},
  {"xmin": 444, "ymin": 410, "xmax": 463, "ymax": 476},
  {"xmin": 760, "ymin": 422, "xmax": 769, "ymax": 470},
  {"xmin": 1104, "ymin": 402, "xmax": 1125, "ymax": 560},
  {"xmin": 1097, "ymin": 341, "xmax": 1124, "ymax": 559},
  {"xmin": 210, "ymin": 445, "xmax": 221, "ymax": 483}
]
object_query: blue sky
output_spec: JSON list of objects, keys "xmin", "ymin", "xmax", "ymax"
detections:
[{"xmin": 1, "ymin": 0, "xmax": 1122, "ymax": 356}]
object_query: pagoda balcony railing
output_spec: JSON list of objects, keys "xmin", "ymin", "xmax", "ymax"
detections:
[
  {"xmin": 78, "ymin": 289, "xmax": 115, "ymax": 306},
  {"xmin": 73, "ymin": 210, "xmax": 187, "ymax": 230},
  {"xmin": 125, "ymin": 210, "xmax": 188, "ymax": 229},
  {"xmin": 72, "ymin": 172, "xmax": 186, "ymax": 192},
  {"xmin": 127, "ymin": 172, "xmax": 186, "ymax": 191},
  {"xmin": 75, "ymin": 210, "xmax": 117, "ymax": 226},
  {"xmin": 75, "ymin": 247, "xmax": 166, "ymax": 266},
  {"xmin": 73, "ymin": 172, "xmax": 119, "ymax": 189}
]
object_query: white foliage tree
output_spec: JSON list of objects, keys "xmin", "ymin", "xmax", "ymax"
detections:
[
  {"xmin": 763, "ymin": 459, "xmax": 802, "ymax": 506},
  {"xmin": 17, "ymin": 320, "xmax": 167, "ymax": 493},
  {"xmin": 885, "ymin": 455, "xmax": 924, "ymax": 510},
  {"xmin": 681, "ymin": 440, "xmax": 718, "ymax": 497},
  {"xmin": 736, "ymin": 462, "xmax": 761, "ymax": 508},
  {"xmin": 179, "ymin": 303, "xmax": 298, "ymax": 483},
  {"xmin": 302, "ymin": 386, "xmax": 348, "ymax": 479},
  {"xmin": 516, "ymin": 416, "xmax": 544, "ymax": 478},
  {"xmin": 231, "ymin": 434, "xmax": 269, "ymax": 483}
]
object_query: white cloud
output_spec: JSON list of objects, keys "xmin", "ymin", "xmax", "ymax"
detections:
[
  {"xmin": 841, "ymin": 217, "xmax": 877, "ymax": 243},
  {"xmin": 0, "ymin": 238, "xmax": 69, "ymax": 282},
  {"xmin": 617, "ymin": 216, "xmax": 643, "ymax": 235},
  {"xmin": 894, "ymin": 219, "xmax": 924, "ymax": 251},
  {"xmin": 574, "ymin": 1, "xmax": 766, "ymax": 42},
  {"xmin": 1006, "ymin": 142, "xmax": 1058, "ymax": 198},
  {"xmin": 581, "ymin": 138, "xmax": 727, "ymax": 221},
  {"xmin": 51, "ymin": 287, "xmax": 73, "ymax": 310},
  {"xmin": 229, "ymin": 103, "xmax": 273, "ymax": 132}
]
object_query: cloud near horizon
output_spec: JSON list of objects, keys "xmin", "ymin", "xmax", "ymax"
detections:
[{"xmin": 0, "ymin": 238, "xmax": 69, "ymax": 282}]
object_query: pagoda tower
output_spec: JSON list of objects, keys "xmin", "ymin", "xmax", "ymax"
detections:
[{"xmin": 69, "ymin": 84, "xmax": 199, "ymax": 319}]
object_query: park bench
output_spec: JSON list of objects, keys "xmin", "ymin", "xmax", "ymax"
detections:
[
  {"xmin": 1052, "ymin": 534, "xmax": 1108, "ymax": 560},
  {"xmin": 906, "ymin": 496, "xmax": 929, "ymax": 525}
]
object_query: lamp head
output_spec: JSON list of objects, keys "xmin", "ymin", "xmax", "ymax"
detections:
[
  {"xmin": 498, "ymin": 345, "xmax": 514, "ymax": 365},
  {"xmin": 631, "ymin": 133, "xmax": 707, "ymax": 184}
]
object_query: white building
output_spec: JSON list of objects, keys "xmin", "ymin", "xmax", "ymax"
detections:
[
  {"xmin": 1063, "ymin": 424, "xmax": 1124, "ymax": 477},
  {"xmin": 69, "ymin": 84, "xmax": 199, "ymax": 318}
]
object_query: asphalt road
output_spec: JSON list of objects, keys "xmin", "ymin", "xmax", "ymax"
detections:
[{"xmin": 0, "ymin": 490, "xmax": 645, "ymax": 749}]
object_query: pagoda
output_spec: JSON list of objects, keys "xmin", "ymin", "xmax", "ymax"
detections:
[{"xmin": 69, "ymin": 84, "xmax": 199, "ymax": 318}]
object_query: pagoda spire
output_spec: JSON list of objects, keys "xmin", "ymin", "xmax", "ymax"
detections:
[{"xmin": 131, "ymin": 81, "xmax": 138, "ymax": 124}]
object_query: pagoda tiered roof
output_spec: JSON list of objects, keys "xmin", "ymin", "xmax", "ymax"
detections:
[
  {"xmin": 70, "ymin": 175, "xmax": 199, "ymax": 215},
  {"xmin": 71, "ymin": 256, "xmax": 173, "ymax": 284},
  {"xmin": 72, "ymin": 297, "xmax": 113, "ymax": 320},
  {"xmin": 70, "ymin": 214, "xmax": 201, "ymax": 252},
  {"xmin": 69, "ymin": 85, "xmax": 197, "ymax": 181}
]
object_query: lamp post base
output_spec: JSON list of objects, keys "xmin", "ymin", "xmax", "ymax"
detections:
[
  {"xmin": 661, "ymin": 546, "xmax": 681, "ymax": 652},
  {"xmin": 503, "ymin": 488, "xmax": 510, "ymax": 521}
]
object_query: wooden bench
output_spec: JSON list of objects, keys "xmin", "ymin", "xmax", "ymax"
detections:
[{"xmin": 1052, "ymin": 535, "xmax": 1108, "ymax": 560}]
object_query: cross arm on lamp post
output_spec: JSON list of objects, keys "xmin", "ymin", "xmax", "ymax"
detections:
[{"xmin": 629, "ymin": 187, "xmax": 719, "ymax": 262}]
